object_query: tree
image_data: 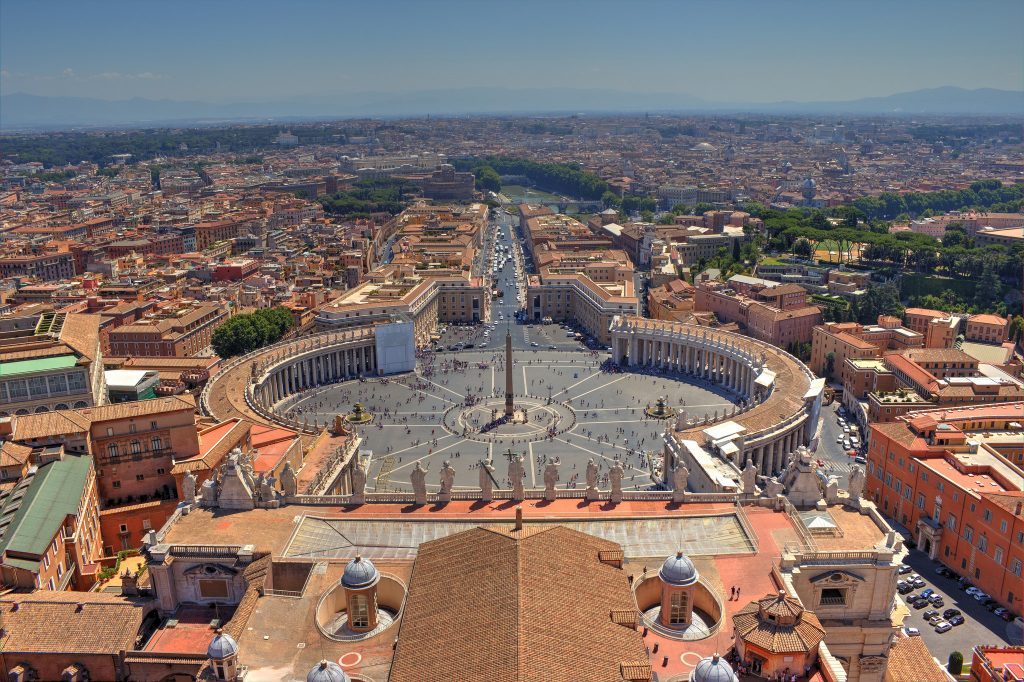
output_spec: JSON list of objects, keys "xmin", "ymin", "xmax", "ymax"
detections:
[
  {"xmin": 693, "ymin": 202, "xmax": 715, "ymax": 216},
  {"xmin": 824, "ymin": 352, "xmax": 835, "ymax": 380},
  {"xmin": 601, "ymin": 191, "xmax": 621, "ymax": 209},
  {"xmin": 473, "ymin": 165, "xmax": 501, "ymax": 193},
  {"xmin": 973, "ymin": 264, "xmax": 1003, "ymax": 308},
  {"xmin": 858, "ymin": 282, "xmax": 903, "ymax": 324},
  {"xmin": 947, "ymin": 652, "xmax": 963, "ymax": 675},
  {"xmin": 793, "ymin": 238, "xmax": 813, "ymax": 258},
  {"xmin": 1010, "ymin": 315, "xmax": 1024, "ymax": 344},
  {"xmin": 211, "ymin": 307, "xmax": 294, "ymax": 358}
]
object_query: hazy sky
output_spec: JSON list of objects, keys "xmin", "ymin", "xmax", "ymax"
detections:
[{"xmin": 2, "ymin": 0, "xmax": 1022, "ymax": 103}]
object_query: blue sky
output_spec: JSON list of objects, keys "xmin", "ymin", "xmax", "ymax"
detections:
[{"xmin": 2, "ymin": 0, "xmax": 1022, "ymax": 103}]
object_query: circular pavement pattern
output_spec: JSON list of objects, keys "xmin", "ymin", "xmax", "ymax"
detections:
[{"xmin": 284, "ymin": 349, "xmax": 738, "ymax": 494}]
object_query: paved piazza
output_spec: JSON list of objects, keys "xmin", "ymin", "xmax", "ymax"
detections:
[
  {"xmin": 283, "ymin": 513, "xmax": 754, "ymax": 561},
  {"xmin": 282, "ymin": 348, "xmax": 738, "ymax": 494}
]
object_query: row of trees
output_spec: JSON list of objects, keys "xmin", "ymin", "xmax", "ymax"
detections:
[
  {"xmin": 211, "ymin": 307, "xmax": 294, "ymax": 359},
  {"xmin": 850, "ymin": 180, "xmax": 1024, "ymax": 220},
  {"xmin": 317, "ymin": 178, "xmax": 416, "ymax": 217},
  {"xmin": 452, "ymin": 156, "xmax": 609, "ymax": 200}
]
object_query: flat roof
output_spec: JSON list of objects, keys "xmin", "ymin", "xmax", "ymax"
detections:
[
  {"xmin": 104, "ymin": 369, "xmax": 154, "ymax": 388},
  {"xmin": 0, "ymin": 354, "xmax": 77, "ymax": 378}
]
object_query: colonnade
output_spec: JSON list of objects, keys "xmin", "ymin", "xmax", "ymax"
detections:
[
  {"xmin": 611, "ymin": 318, "xmax": 763, "ymax": 401},
  {"xmin": 259, "ymin": 343, "xmax": 376, "ymax": 406}
]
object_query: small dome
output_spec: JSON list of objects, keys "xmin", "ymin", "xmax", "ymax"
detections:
[
  {"xmin": 659, "ymin": 551, "xmax": 699, "ymax": 586},
  {"xmin": 693, "ymin": 142, "xmax": 717, "ymax": 152},
  {"xmin": 691, "ymin": 653, "xmax": 738, "ymax": 682},
  {"xmin": 307, "ymin": 659, "xmax": 350, "ymax": 682},
  {"xmin": 207, "ymin": 631, "xmax": 238, "ymax": 660},
  {"xmin": 341, "ymin": 555, "xmax": 379, "ymax": 589},
  {"xmin": 801, "ymin": 177, "xmax": 817, "ymax": 189}
]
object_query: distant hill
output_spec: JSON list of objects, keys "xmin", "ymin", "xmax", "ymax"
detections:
[{"xmin": 2, "ymin": 86, "xmax": 1021, "ymax": 130}]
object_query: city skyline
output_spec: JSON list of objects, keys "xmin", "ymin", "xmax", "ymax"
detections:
[{"xmin": 2, "ymin": 0, "xmax": 1023, "ymax": 106}]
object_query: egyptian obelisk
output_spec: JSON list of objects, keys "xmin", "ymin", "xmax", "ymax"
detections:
[{"xmin": 504, "ymin": 328, "xmax": 514, "ymax": 416}]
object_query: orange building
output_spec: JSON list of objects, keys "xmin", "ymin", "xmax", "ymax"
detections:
[
  {"xmin": 902, "ymin": 307, "xmax": 959, "ymax": 349},
  {"xmin": 867, "ymin": 403, "xmax": 1024, "ymax": 615},
  {"xmin": 970, "ymin": 645, "xmax": 1024, "ymax": 682},
  {"xmin": 695, "ymin": 278, "xmax": 822, "ymax": 348}
]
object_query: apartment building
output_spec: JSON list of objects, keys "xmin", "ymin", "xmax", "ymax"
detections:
[
  {"xmin": 106, "ymin": 303, "xmax": 228, "ymax": 358},
  {"xmin": 903, "ymin": 307, "xmax": 960, "ymax": 349},
  {"xmin": 868, "ymin": 403, "xmax": 1024, "ymax": 615},
  {"xmin": 0, "ymin": 252, "xmax": 76, "ymax": 282},
  {"xmin": 809, "ymin": 318, "xmax": 923, "ymax": 380}
]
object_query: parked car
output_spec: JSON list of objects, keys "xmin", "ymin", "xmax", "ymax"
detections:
[
  {"xmin": 949, "ymin": 615, "xmax": 965, "ymax": 626},
  {"xmin": 911, "ymin": 578, "xmax": 926, "ymax": 588},
  {"xmin": 929, "ymin": 596, "xmax": 944, "ymax": 607},
  {"xmin": 943, "ymin": 608, "xmax": 961, "ymax": 619},
  {"xmin": 898, "ymin": 564, "xmax": 913, "ymax": 574},
  {"xmin": 928, "ymin": 614, "xmax": 945, "ymax": 626},
  {"xmin": 934, "ymin": 621, "xmax": 953, "ymax": 633},
  {"xmin": 973, "ymin": 590, "xmax": 991, "ymax": 602},
  {"xmin": 904, "ymin": 627, "xmax": 920, "ymax": 637},
  {"xmin": 912, "ymin": 598, "xmax": 930, "ymax": 609},
  {"xmin": 999, "ymin": 610, "xmax": 1014, "ymax": 622},
  {"xmin": 920, "ymin": 588, "xmax": 935, "ymax": 599},
  {"xmin": 854, "ymin": 456, "xmax": 867, "ymax": 464},
  {"xmin": 923, "ymin": 609, "xmax": 939, "ymax": 620}
]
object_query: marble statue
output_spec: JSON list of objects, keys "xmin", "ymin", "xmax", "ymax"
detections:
[
  {"xmin": 411, "ymin": 462, "xmax": 429, "ymax": 505},
  {"xmin": 585, "ymin": 458, "xmax": 600, "ymax": 500},
  {"xmin": 280, "ymin": 461, "xmax": 297, "ymax": 497},
  {"xmin": 825, "ymin": 475, "xmax": 840, "ymax": 505},
  {"xmin": 765, "ymin": 476, "xmax": 785, "ymax": 498},
  {"xmin": 509, "ymin": 455, "xmax": 525, "ymax": 501},
  {"xmin": 182, "ymin": 470, "xmax": 197, "ymax": 505},
  {"xmin": 350, "ymin": 458, "xmax": 367, "ymax": 504},
  {"xmin": 741, "ymin": 457, "xmax": 758, "ymax": 495},
  {"xmin": 543, "ymin": 458, "xmax": 560, "ymax": 502},
  {"xmin": 253, "ymin": 473, "xmax": 266, "ymax": 503},
  {"xmin": 609, "ymin": 460, "xmax": 624, "ymax": 504},
  {"xmin": 671, "ymin": 462, "xmax": 689, "ymax": 503},
  {"xmin": 259, "ymin": 474, "xmax": 274, "ymax": 505},
  {"xmin": 847, "ymin": 463, "xmax": 865, "ymax": 502},
  {"xmin": 438, "ymin": 460, "xmax": 455, "ymax": 502},
  {"xmin": 675, "ymin": 410, "xmax": 687, "ymax": 432},
  {"xmin": 478, "ymin": 459, "xmax": 495, "ymax": 502}
]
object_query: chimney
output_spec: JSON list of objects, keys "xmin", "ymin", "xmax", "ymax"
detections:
[{"xmin": 514, "ymin": 506, "xmax": 523, "ymax": 531}]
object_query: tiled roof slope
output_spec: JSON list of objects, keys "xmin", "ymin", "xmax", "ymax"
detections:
[{"xmin": 389, "ymin": 524, "xmax": 649, "ymax": 682}]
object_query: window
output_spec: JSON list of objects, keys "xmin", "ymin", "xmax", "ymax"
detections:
[
  {"xmin": 106, "ymin": 427, "xmax": 114, "ymax": 437},
  {"xmin": 994, "ymin": 547, "xmax": 1003, "ymax": 565},
  {"xmin": 350, "ymin": 593, "xmax": 369, "ymax": 628},
  {"xmin": 129, "ymin": 423, "xmax": 136, "ymax": 434},
  {"xmin": 119, "ymin": 524, "xmax": 128, "ymax": 533},
  {"xmin": 978, "ymin": 536, "xmax": 988, "ymax": 552},
  {"xmin": 107, "ymin": 443, "xmax": 118, "ymax": 458},
  {"xmin": 157, "ymin": 468, "xmax": 165, "ymax": 475},
  {"xmin": 819, "ymin": 588, "xmax": 847, "ymax": 606},
  {"xmin": 1000, "ymin": 520, "xmax": 1007, "ymax": 533},
  {"xmin": 151, "ymin": 437, "xmax": 163, "ymax": 451},
  {"xmin": 964, "ymin": 526, "xmax": 974, "ymax": 542},
  {"xmin": 129, "ymin": 440, "xmax": 141, "ymax": 454},
  {"xmin": 150, "ymin": 420, "xmax": 157, "ymax": 430},
  {"xmin": 947, "ymin": 514, "xmax": 957, "ymax": 531},
  {"xmin": 112, "ymin": 480, "xmax": 121, "ymax": 489},
  {"xmin": 983, "ymin": 509, "xmax": 992, "ymax": 522},
  {"xmin": 669, "ymin": 591, "xmax": 689, "ymax": 624},
  {"xmin": 136, "ymin": 474, "xmax": 144, "ymax": 481},
  {"xmin": 1011, "ymin": 559, "xmax": 1022, "ymax": 577}
]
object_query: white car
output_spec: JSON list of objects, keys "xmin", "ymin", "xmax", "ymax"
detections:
[
  {"xmin": 934, "ymin": 621, "xmax": 952, "ymax": 633},
  {"xmin": 904, "ymin": 626, "xmax": 920, "ymax": 636},
  {"xmin": 836, "ymin": 436, "xmax": 844, "ymax": 443},
  {"xmin": 965, "ymin": 586, "xmax": 983, "ymax": 597}
]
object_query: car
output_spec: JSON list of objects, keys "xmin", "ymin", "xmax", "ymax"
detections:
[
  {"xmin": 912, "ymin": 578, "xmax": 926, "ymax": 588},
  {"xmin": 904, "ymin": 626, "xmax": 920, "ymax": 637},
  {"xmin": 836, "ymin": 435, "xmax": 844, "ymax": 443},
  {"xmin": 999, "ymin": 610, "xmax": 1014, "ymax": 622},
  {"xmin": 949, "ymin": 615, "xmax": 965, "ymax": 626},
  {"xmin": 912, "ymin": 598, "xmax": 930, "ymax": 609},
  {"xmin": 934, "ymin": 566, "xmax": 952, "ymax": 577},
  {"xmin": 897, "ymin": 582, "xmax": 912, "ymax": 594},
  {"xmin": 843, "ymin": 440, "xmax": 852, "ymax": 450},
  {"xmin": 928, "ymin": 614, "xmax": 945, "ymax": 626},
  {"xmin": 530, "ymin": 342, "xmax": 538, "ymax": 347},
  {"xmin": 898, "ymin": 564, "xmax": 913, "ymax": 575},
  {"xmin": 985, "ymin": 599, "xmax": 1000, "ymax": 611},
  {"xmin": 934, "ymin": 621, "xmax": 953, "ymax": 633},
  {"xmin": 973, "ymin": 591, "xmax": 991, "ymax": 602},
  {"xmin": 965, "ymin": 586, "xmax": 982, "ymax": 596},
  {"xmin": 464, "ymin": 343, "xmax": 475, "ymax": 349},
  {"xmin": 943, "ymin": 608, "xmax": 961, "ymax": 619},
  {"xmin": 548, "ymin": 345, "xmax": 557, "ymax": 350},
  {"xmin": 854, "ymin": 456, "xmax": 867, "ymax": 464},
  {"xmin": 920, "ymin": 588, "xmax": 934, "ymax": 599},
  {"xmin": 929, "ymin": 596, "xmax": 944, "ymax": 607},
  {"xmin": 923, "ymin": 609, "xmax": 939, "ymax": 620},
  {"xmin": 994, "ymin": 607, "xmax": 1009, "ymax": 618}
]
